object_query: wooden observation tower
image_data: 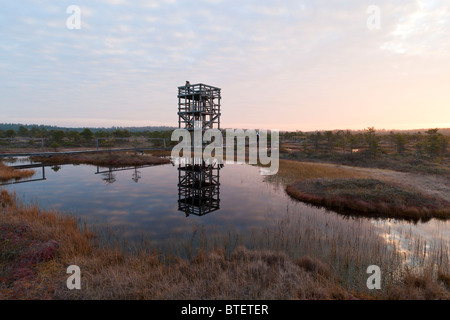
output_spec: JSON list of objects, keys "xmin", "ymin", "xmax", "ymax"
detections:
[
  {"xmin": 177, "ymin": 83, "xmax": 221, "ymax": 135},
  {"xmin": 177, "ymin": 82, "xmax": 222, "ymax": 216}
]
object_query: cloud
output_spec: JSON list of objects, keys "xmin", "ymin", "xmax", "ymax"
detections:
[
  {"xmin": 0, "ymin": 1, "xmax": 449, "ymax": 130},
  {"xmin": 380, "ymin": 0, "xmax": 450, "ymax": 56},
  {"xmin": 100, "ymin": 0, "xmax": 128, "ymax": 5}
]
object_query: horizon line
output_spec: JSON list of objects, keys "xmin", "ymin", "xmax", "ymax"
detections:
[{"xmin": 1, "ymin": 122, "xmax": 449, "ymax": 133}]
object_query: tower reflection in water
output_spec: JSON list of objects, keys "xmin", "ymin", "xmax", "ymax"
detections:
[{"xmin": 177, "ymin": 157, "xmax": 222, "ymax": 217}]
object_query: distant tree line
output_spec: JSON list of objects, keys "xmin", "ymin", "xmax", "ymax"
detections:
[
  {"xmin": 280, "ymin": 127, "xmax": 449, "ymax": 159},
  {"xmin": 0, "ymin": 123, "xmax": 175, "ymax": 133},
  {"xmin": 2, "ymin": 123, "xmax": 449, "ymax": 159},
  {"xmin": 0, "ymin": 125, "xmax": 176, "ymax": 149}
]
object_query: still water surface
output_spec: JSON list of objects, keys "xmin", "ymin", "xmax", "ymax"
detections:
[{"xmin": 3, "ymin": 159, "xmax": 449, "ymax": 261}]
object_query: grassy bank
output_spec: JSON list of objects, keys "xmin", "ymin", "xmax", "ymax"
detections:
[
  {"xmin": 1, "ymin": 189, "xmax": 448, "ymax": 300},
  {"xmin": 281, "ymin": 148, "xmax": 450, "ymax": 176},
  {"xmin": 265, "ymin": 159, "xmax": 368, "ymax": 186},
  {"xmin": 31, "ymin": 152, "xmax": 170, "ymax": 167},
  {"xmin": 0, "ymin": 162, "xmax": 35, "ymax": 182},
  {"xmin": 286, "ymin": 178, "xmax": 450, "ymax": 222}
]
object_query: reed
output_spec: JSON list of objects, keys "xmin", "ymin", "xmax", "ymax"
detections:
[
  {"xmin": 1, "ymin": 183, "xmax": 448, "ymax": 299},
  {"xmin": 0, "ymin": 162, "xmax": 35, "ymax": 181}
]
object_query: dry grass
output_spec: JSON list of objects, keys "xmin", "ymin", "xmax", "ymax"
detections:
[
  {"xmin": 0, "ymin": 190, "xmax": 93, "ymax": 261},
  {"xmin": 265, "ymin": 159, "xmax": 368, "ymax": 186},
  {"xmin": 0, "ymin": 162, "xmax": 35, "ymax": 182},
  {"xmin": 360, "ymin": 167, "xmax": 450, "ymax": 203},
  {"xmin": 385, "ymin": 271, "xmax": 450, "ymax": 300},
  {"xmin": 31, "ymin": 152, "xmax": 170, "ymax": 167},
  {"xmin": 280, "ymin": 140, "xmax": 450, "ymax": 176},
  {"xmin": 0, "ymin": 190, "xmax": 93, "ymax": 299},
  {"xmin": 57, "ymin": 246, "xmax": 360, "ymax": 300},
  {"xmin": 295, "ymin": 256, "xmax": 330, "ymax": 279},
  {"xmin": 286, "ymin": 179, "xmax": 450, "ymax": 222},
  {"xmin": 145, "ymin": 150, "xmax": 172, "ymax": 157},
  {"xmin": 270, "ymin": 158, "xmax": 450, "ymax": 222},
  {"xmin": 0, "ymin": 189, "xmax": 357, "ymax": 300},
  {"xmin": 1, "ymin": 188, "xmax": 448, "ymax": 300}
]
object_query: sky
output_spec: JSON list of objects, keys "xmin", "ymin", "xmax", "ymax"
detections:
[{"xmin": 0, "ymin": 0, "xmax": 449, "ymax": 131}]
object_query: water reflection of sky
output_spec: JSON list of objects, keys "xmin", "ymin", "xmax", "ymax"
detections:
[
  {"xmin": 4, "ymin": 161, "xmax": 449, "ymax": 259},
  {"xmin": 373, "ymin": 218, "xmax": 449, "ymax": 267},
  {"xmin": 5, "ymin": 163, "xmax": 308, "ymax": 241}
]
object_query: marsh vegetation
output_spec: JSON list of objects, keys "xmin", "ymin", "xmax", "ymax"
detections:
[
  {"xmin": 286, "ymin": 178, "xmax": 450, "ymax": 222},
  {"xmin": 0, "ymin": 126, "xmax": 449, "ymax": 300},
  {"xmin": 0, "ymin": 162, "xmax": 35, "ymax": 182},
  {"xmin": 0, "ymin": 188, "xmax": 448, "ymax": 299},
  {"xmin": 31, "ymin": 152, "xmax": 170, "ymax": 167}
]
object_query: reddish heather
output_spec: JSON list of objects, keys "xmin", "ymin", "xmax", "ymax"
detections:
[{"xmin": 0, "ymin": 224, "xmax": 59, "ymax": 299}]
